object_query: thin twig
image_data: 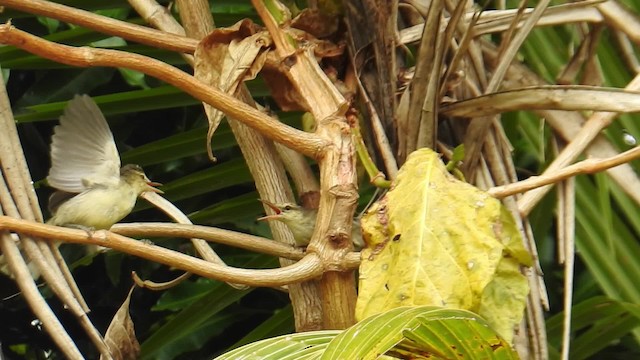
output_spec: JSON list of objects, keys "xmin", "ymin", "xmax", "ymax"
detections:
[
  {"xmin": 518, "ymin": 73, "xmax": 640, "ymax": 215},
  {"xmin": 0, "ymin": 0, "xmax": 198, "ymax": 53},
  {"xmin": 462, "ymin": 0, "xmax": 550, "ymax": 176},
  {"xmin": 0, "ymin": 216, "xmax": 352, "ymax": 286},
  {"xmin": 489, "ymin": 146, "xmax": 640, "ymax": 198},
  {"xmin": 127, "ymin": 0, "xmax": 194, "ymax": 65},
  {"xmin": 483, "ymin": 40, "xmax": 640, "ymax": 208},
  {"xmin": 399, "ymin": 2, "xmax": 605, "ymax": 44},
  {"xmin": 555, "ymin": 139, "xmax": 576, "ymax": 360},
  {"xmin": 111, "ymin": 222, "xmax": 306, "ymax": 260},
  {"xmin": 441, "ymin": 85, "xmax": 640, "ymax": 117}
]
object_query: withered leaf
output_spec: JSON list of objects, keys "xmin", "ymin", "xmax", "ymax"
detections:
[
  {"xmin": 102, "ymin": 286, "xmax": 139, "ymax": 360},
  {"xmin": 357, "ymin": 148, "xmax": 532, "ymax": 343},
  {"xmin": 194, "ymin": 19, "xmax": 272, "ymax": 161}
]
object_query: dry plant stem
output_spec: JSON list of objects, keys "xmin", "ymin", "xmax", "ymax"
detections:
[
  {"xmin": 274, "ymin": 143, "xmax": 321, "ymax": 195},
  {"xmin": 2, "ymin": 112, "xmax": 89, "ymax": 310},
  {"xmin": 485, "ymin": 42, "xmax": 640, "ymax": 207},
  {"xmin": 133, "ymin": 271, "xmax": 192, "ymax": 291},
  {"xmin": 0, "ymin": 154, "xmax": 82, "ymax": 358},
  {"xmin": 254, "ymin": 0, "xmax": 357, "ymax": 328},
  {"xmin": 112, "ymin": 222, "xmax": 306, "ymax": 260},
  {"xmin": 141, "ymin": 192, "xmax": 226, "ymax": 266},
  {"xmin": 407, "ymin": 0, "xmax": 444, "ymax": 155},
  {"xmin": 489, "ymin": 146, "xmax": 640, "ymax": 198},
  {"xmin": 0, "ymin": 0, "xmax": 198, "ymax": 53},
  {"xmin": 462, "ymin": 0, "xmax": 550, "ymax": 176},
  {"xmin": 0, "ymin": 216, "xmax": 339, "ymax": 287},
  {"xmin": 556, "ymin": 145, "xmax": 576, "ymax": 360},
  {"xmin": 523, "ymin": 219, "xmax": 549, "ymax": 359},
  {"xmin": 127, "ymin": 0, "xmax": 194, "ymax": 66},
  {"xmin": 251, "ymin": 1, "xmax": 346, "ymax": 120},
  {"xmin": 230, "ymin": 90, "xmax": 325, "ymax": 330},
  {"xmin": 519, "ymin": 72, "xmax": 640, "ymax": 216},
  {"xmin": 311, "ymin": 116, "xmax": 359, "ymax": 329},
  {"xmin": 439, "ymin": 6, "xmax": 479, "ymax": 99},
  {"xmin": 142, "ymin": 191, "xmax": 242, "ymax": 290},
  {"xmin": 614, "ymin": 30, "xmax": 640, "ymax": 73},
  {"xmin": 441, "ymin": 85, "xmax": 640, "ymax": 117},
  {"xmin": 354, "ymin": 78, "xmax": 398, "ymax": 178},
  {"xmin": 251, "ymin": 103, "xmax": 319, "ymax": 199},
  {"xmin": 119, "ymin": 0, "xmax": 248, "ymax": 287},
  {"xmin": 0, "ymin": 233, "xmax": 83, "ymax": 359},
  {"xmin": 482, "ymin": 130, "xmax": 547, "ymax": 359},
  {"xmin": 176, "ymin": 0, "xmax": 215, "ymax": 35},
  {"xmin": 598, "ymin": 1, "xmax": 640, "ymax": 45},
  {"xmin": 352, "ymin": 119, "xmax": 392, "ymax": 188},
  {"xmin": 399, "ymin": 2, "xmax": 605, "ymax": 44},
  {"xmin": 0, "ymin": 188, "xmax": 82, "ymax": 359},
  {"xmin": 0, "ymin": 24, "xmax": 325, "ymax": 159},
  {"xmin": 140, "ymin": 169, "xmax": 235, "ymax": 289},
  {"xmin": 0, "ymin": 152, "xmax": 111, "ymax": 359},
  {"xmin": 168, "ymin": 0, "xmax": 324, "ymax": 330}
]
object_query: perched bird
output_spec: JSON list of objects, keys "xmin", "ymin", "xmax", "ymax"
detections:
[
  {"xmin": 1, "ymin": 95, "xmax": 161, "ymax": 278},
  {"xmin": 46, "ymin": 95, "xmax": 162, "ymax": 230},
  {"xmin": 258, "ymin": 200, "xmax": 364, "ymax": 250}
]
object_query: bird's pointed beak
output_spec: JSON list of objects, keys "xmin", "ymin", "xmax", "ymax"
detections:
[
  {"xmin": 145, "ymin": 180, "xmax": 164, "ymax": 194},
  {"xmin": 257, "ymin": 199, "xmax": 281, "ymax": 221}
]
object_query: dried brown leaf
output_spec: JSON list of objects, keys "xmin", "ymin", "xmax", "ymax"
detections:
[
  {"xmin": 102, "ymin": 286, "xmax": 139, "ymax": 360},
  {"xmin": 194, "ymin": 19, "xmax": 272, "ymax": 160},
  {"xmin": 291, "ymin": 8, "xmax": 338, "ymax": 38}
]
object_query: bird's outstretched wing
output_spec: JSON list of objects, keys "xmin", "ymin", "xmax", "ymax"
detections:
[{"xmin": 47, "ymin": 95, "xmax": 121, "ymax": 193}]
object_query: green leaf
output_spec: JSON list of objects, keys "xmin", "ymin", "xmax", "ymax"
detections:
[
  {"xmin": 326, "ymin": 307, "xmax": 517, "ymax": 360},
  {"xmin": 216, "ymin": 306, "xmax": 517, "ymax": 359},
  {"xmin": 216, "ymin": 331, "xmax": 337, "ymax": 360},
  {"xmin": 227, "ymin": 304, "xmax": 295, "ymax": 351},
  {"xmin": 121, "ymin": 125, "xmax": 236, "ymax": 167},
  {"xmin": 158, "ymin": 158, "xmax": 252, "ymax": 203},
  {"xmin": 140, "ymin": 255, "xmax": 276, "ymax": 359},
  {"xmin": 546, "ymin": 297, "xmax": 640, "ymax": 360}
]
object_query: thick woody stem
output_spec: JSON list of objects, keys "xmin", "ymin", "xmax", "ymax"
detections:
[{"xmin": 252, "ymin": 0, "xmax": 358, "ymax": 328}]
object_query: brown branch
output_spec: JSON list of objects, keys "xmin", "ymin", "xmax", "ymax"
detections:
[
  {"xmin": 111, "ymin": 222, "xmax": 306, "ymax": 261},
  {"xmin": 0, "ymin": 0, "xmax": 198, "ymax": 53},
  {"xmin": 127, "ymin": 0, "xmax": 195, "ymax": 65},
  {"xmin": 112, "ymin": 222, "xmax": 362, "ymax": 271},
  {"xmin": 489, "ymin": 146, "xmax": 640, "ymax": 198},
  {"xmin": 0, "ymin": 23, "xmax": 326, "ymax": 158},
  {"xmin": 141, "ymin": 192, "xmax": 231, "ymax": 278},
  {"xmin": 0, "ymin": 216, "xmax": 332, "ymax": 287}
]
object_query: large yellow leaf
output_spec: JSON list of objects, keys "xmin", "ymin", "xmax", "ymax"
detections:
[{"xmin": 356, "ymin": 148, "xmax": 532, "ymax": 343}]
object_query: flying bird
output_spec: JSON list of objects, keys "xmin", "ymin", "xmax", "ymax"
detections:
[{"xmin": 47, "ymin": 95, "xmax": 162, "ymax": 230}]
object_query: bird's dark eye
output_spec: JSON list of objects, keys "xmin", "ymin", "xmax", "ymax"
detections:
[{"xmin": 284, "ymin": 205, "xmax": 292, "ymax": 211}]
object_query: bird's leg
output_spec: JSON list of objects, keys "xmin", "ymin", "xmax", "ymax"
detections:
[
  {"xmin": 61, "ymin": 223, "xmax": 95, "ymax": 234},
  {"xmin": 59, "ymin": 224, "xmax": 111, "ymax": 255}
]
